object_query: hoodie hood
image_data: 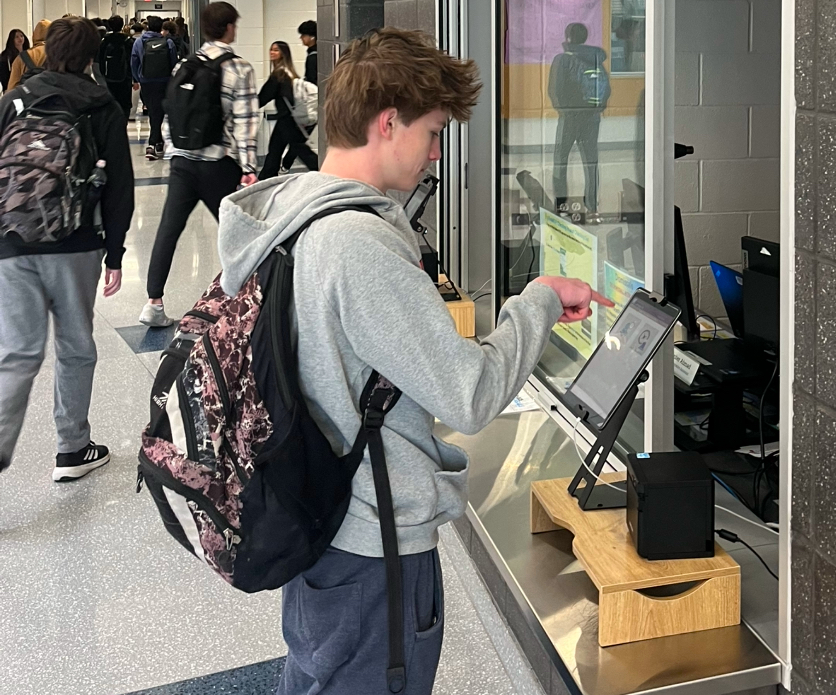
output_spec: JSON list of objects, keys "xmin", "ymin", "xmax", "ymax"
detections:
[
  {"xmin": 218, "ymin": 173, "xmax": 414, "ymax": 296},
  {"xmin": 18, "ymin": 71, "xmax": 115, "ymax": 113},
  {"xmin": 563, "ymin": 42, "xmax": 607, "ymax": 65},
  {"xmin": 32, "ymin": 19, "xmax": 50, "ymax": 45}
]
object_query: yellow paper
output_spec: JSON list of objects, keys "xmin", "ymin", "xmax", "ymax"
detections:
[{"xmin": 539, "ymin": 210, "xmax": 598, "ymax": 358}]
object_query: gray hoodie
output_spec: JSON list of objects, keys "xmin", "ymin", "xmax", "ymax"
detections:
[{"xmin": 218, "ymin": 172, "xmax": 564, "ymax": 557}]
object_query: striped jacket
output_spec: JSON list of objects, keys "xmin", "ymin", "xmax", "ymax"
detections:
[{"xmin": 162, "ymin": 41, "xmax": 259, "ymax": 174}]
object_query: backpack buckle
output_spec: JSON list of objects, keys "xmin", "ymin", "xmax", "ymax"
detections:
[{"xmin": 363, "ymin": 407, "xmax": 384, "ymax": 430}]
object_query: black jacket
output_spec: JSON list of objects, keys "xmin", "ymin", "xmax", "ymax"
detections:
[
  {"xmin": 259, "ymin": 72, "xmax": 294, "ymax": 121},
  {"xmin": 0, "ymin": 71, "xmax": 135, "ymax": 269},
  {"xmin": 305, "ymin": 45, "xmax": 317, "ymax": 85},
  {"xmin": 548, "ymin": 43, "xmax": 609, "ymax": 112},
  {"xmin": 0, "ymin": 51, "xmax": 17, "ymax": 92}
]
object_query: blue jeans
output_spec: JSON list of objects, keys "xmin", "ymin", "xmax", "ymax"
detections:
[{"xmin": 278, "ymin": 547, "xmax": 444, "ymax": 695}]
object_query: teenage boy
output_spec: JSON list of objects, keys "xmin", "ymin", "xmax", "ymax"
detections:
[
  {"xmin": 138, "ymin": 1, "xmax": 258, "ymax": 327},
  {"xmin": 298, "ymin": 20, "xmax": 317, "ymax": 84},
  {"xmin": 130, "ymin": 15, "xmax": 177, "ymax": 160},
  {"xmin": 98, "ymin": 16, "xmax": 134, "ymax": 120},
  {"xmin": 0, "ymin": 17, "xmax": 134, "ymax": 480},
  {"xmin": 216, "ymin": 28, "xmax": 611, "ymax": 694}
]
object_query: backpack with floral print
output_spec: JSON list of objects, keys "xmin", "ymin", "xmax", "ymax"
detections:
[{"xmin": 137, "ymin": 205, "xmax": 401, "ymax": 593}]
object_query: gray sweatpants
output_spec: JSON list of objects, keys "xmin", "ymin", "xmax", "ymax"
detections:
[
  {"xmin": 0, "ymin": 250, "xmax": 103, "ymax": 466},
  {"xmin": 278, "ymin": 547, "xmax": 444, "ymax": 695}
]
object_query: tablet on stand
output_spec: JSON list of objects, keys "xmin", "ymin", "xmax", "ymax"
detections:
[{"xmin": 560, "ymin": 289, "xmax": 681, "ymax": 511}]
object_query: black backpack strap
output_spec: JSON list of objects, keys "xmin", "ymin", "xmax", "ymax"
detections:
[
  {"xmin": 210, "ymin": 52, "xmax": 237, "ymax": 69},
  {"xmin": 262, "ymin": 203, "xmax": 382, "ymax": 410},
  {"xmin": 268, "ymin": 202, "xmax": 406, "ymax": 691},
  {"xmin": 352, "ymin": 371, "xmax": 405, "ymax": 693},
  {"xmin": 280, "ymin": 204, "xmax": 380, "ymax": 254},
  {"xmin": 19, "ymin": 50, "xmax": 36, "ymax": 72}
]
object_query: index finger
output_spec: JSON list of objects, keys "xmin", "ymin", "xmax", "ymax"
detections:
[{"xmin": 590, "ymin": 290, "xmax": 615, "ymax": 308}]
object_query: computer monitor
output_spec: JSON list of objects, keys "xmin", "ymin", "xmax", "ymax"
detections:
[
  {"xmin": 741, "ymin": 237, "xmax": 780, "ymax": 352},
  {"xmin": 667, "ymin": 206, "xmax": 699, "ymax": 341},
  {"xmin": 742, "ymin": 237, "xmax": 780, "ymax": 276}
]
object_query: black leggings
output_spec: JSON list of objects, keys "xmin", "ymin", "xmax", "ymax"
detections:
[{"xmin": 259, "ymin": 116, "xmax": 318, "ymax": 179}]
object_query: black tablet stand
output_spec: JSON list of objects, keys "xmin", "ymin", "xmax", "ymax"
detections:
[{"xmin": 567, "ymin": 370, "xmax": 649, "ymax": 511}]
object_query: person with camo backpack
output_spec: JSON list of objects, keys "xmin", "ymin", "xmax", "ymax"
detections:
[{"xmin": 0, "ymin": 17, "xmax": 134, "ymax": 480}]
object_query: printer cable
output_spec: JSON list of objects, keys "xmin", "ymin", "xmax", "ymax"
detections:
[{"xmin": 715, "ymin": 529, "xmax": 778, "ymax": 580}]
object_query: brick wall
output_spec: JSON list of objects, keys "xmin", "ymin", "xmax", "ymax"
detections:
[
  {"xmin": 792, "ymin": 1, "xmax": 836, "ymax": 692},
  {"xmin": 675, "ymin": 0, "xmax": 781, "ymax": 319}
]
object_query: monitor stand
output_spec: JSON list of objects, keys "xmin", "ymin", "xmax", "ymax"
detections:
[{"xmin": 567, "ymin": 371, "xmax": 648, "ymax": 511}]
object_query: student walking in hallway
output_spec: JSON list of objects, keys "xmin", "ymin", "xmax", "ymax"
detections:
[
  {"xmin": 0, "ymin": 17, "xmax": 134, "ymax": 480},
  {"xmin": 139, "ymin": 1, "xmax": 259, "ymax": 328},
  {"xmin": 258, "ymin": 41, "xmax": 318, "ymax": 179},
  {"xmin": 131, "ymin": 15, "xmax": 177, "ymax": 160}
]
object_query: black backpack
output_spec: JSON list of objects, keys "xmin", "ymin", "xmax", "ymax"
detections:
[
  {"xmin": 18, "ymin": 51, "xmax": 44, "ymax": 84},
  {"xmin": 0, "ymin": 90, "xmax": 101, "ymax": 245},
  {"xmin": 164, "ymin": 53, "xmax": 234, "ymax": 150},
  {"xmin": 101, "ymin": 36, "xmax": 130, "ymax": 84},
  {"xmin": 141, "ymin": 36, "xmax": 171, "ymax": 79},
  {"xmin": 138, "ymin": 205, "xmax": 411, "ymax": 693}
]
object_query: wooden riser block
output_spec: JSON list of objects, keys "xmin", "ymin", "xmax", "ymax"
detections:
[
  {"xmin": 530, "ymin": 475, "xmax": 741, "ymax": 647},
  {"xmin": 598, "ymin": 574, "xmax": 741, "ymax": 646}
]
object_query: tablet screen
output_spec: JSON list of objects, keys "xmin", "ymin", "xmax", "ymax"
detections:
[{"xmin": 568, "ymin": 294, "xmax": 675, "ymax": 424}]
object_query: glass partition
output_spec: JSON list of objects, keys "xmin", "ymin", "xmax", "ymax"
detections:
[{"xmin": 499, "ymin": 0, "xmax": 648, "ymax": 452}]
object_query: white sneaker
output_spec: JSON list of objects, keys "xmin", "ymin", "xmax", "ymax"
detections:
[{"xmin": 139, "ymin": 302, "xmax": 175, "ymax": 327}]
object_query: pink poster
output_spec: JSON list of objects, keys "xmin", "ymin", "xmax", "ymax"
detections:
[{"xmin": 505, "ymin": 0, "xmax": 604, "ymax": 65}]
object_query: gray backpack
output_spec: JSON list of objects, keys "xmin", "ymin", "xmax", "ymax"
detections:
[{"xmin": 0, "ymin": 90, "xmax": 100, "ymax": 244}]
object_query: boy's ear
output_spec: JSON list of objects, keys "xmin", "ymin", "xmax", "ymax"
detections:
[{"xmin": 375, "ymin": 107, "xmax": 399, "ymax": 141}]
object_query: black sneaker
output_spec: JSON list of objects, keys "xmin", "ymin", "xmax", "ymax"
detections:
[
  {"xmin": 145, "ymin": 146, "xmax": 158, "ymax": 161},
  {"xmin": 154, "ymin": 143, "xmax": 164, "ymax": 157},
  {"xmin": 53, "ymin": 442, "xmax": 110, "ymax": 482}
]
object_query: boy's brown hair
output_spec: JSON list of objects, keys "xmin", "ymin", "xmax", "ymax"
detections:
[
  {"xmin": 201, "ymin": 1, "xmax": 238, "ymax": 41},
  {"xmin": 45, "ymin": 17, "xmax": 100, "ymax": 74},
  {"xmin": 324, "ymin": 28, "xmax": 482, "ymax": 149}
]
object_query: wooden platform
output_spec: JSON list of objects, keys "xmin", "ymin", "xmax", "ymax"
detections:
[
  {"xmin": 531, "ymin": 474, "xmax": 741, "ymax": 646},
  {"xmin": 439, "ymin": 275, "xmax": 475, "ymax": 338}
]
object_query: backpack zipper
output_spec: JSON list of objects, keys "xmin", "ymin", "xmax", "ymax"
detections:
[
  {"xmin": 137, "ymin": 452, "xmax": 241, "ymax": 550},
  {"xmin": 184, "ymin": 309, "xmax": 220, "ymax": 324},
  {"xmin": 175, "ymin": 372, "xmax": 200, "ymax": 463},
  {"xmin": 202, "ymin": 333, "xmax": 232, "ymax": 421},
  {"xmin": 200, "ymin": 334, "xmax": 249, "ymax": 484}
]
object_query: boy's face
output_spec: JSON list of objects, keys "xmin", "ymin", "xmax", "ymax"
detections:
[{"xmin": 387, "ymin": 109, "xmax": 448, "ymax": 192}]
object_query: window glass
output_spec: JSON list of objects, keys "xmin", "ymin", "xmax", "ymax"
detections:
[{"xmin": 499, "ymin": 0, "xmax": 646, "ymax": 451}]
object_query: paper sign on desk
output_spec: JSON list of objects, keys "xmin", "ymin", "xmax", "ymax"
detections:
[
  {"xmin": 674, "ymin": 347, "xmax": 701, "ymax": 385},
  {"xmin": 501, "ymin": 389, "xmax": 540, "ymax": 414}
]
